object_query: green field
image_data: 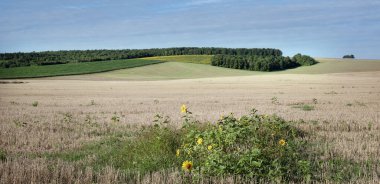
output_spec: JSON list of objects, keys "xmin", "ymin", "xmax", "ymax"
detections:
[
  {"xmin": 141, "ymin": 55, "xmax": 213, "ymax": 64},
  {"xmin": 0, "ymin": 59, "xmax": 162, "ymax": 79},
  {"xmin": 1, "ymin": 56, "xmax": 380, "ymax": 80},
  {"xmin": 94, "ymin": 61, "xmax": 255, "ymax": 80},
  {"xmin": 89, "ymin": 58, "xmax": 380, "ymax": 80}
]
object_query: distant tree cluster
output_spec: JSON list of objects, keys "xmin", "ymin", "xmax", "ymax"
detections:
[
  {"xmin": 211, "ymin": 53, "xmax": 317, "ymax": 71},
  {"xmin": 343, "ymin": 55, "xmax": 355, "ymax": 59},
  {"xmin": 211, "ymin": 55, "xmax": 298, "ymax": 71},
  {"xmin": 292, "ymin": 53, "xmax": 318, "ymax": 66},
  {"xmin": 0, "ymin": 47, "xmax": 282, "ymax": 68}
]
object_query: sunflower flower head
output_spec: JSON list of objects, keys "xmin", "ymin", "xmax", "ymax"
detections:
[
  {"xmin": 181, "ymin": 104, "xmax": 187, "ymax": 113},
  {"xmin": 279, "ymin": 139, "xmax": 286, "ymax": 146},
  {"xmin": 197, "ymin": 138, "xmax": 203, "ymax": 145},
  {"xmin": 207, "ymin": 145, "xmax": 213, "ymax": 150},
  {"xmin": 176, "ymin": 149, "xmax": 180, "ymax": 157},
  {"xmin": 182, "ymin": 160, "xmax": 193, "ymax": 172}
]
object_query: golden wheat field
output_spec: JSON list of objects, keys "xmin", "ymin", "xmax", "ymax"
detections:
[{"xmin": 0, "ymin": 67, "xmax": 380, "ymax": 183}]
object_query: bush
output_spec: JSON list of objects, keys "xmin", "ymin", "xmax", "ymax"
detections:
[
  {"xmin": 0, "ymin": 148, "xmax": 6, "ymax": 161},
  {"xmin": 292, "ymin": 54, "xmax": 317, "ymax": 66},
  {"xmin": 32, "ymin": 101, "xmax": 38, "ymax": 107},
  {"xmin": 343, "ymin": 55, "xmax": 355, "ymax": 59},
  {"xmin": 177, "ymin": 108, "xmax": 312, "ymax": 182}
]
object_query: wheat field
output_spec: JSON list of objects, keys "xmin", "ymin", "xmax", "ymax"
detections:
[{"xmin": 0, "ymin": 70, "xmax": 380, "ymax": 183}]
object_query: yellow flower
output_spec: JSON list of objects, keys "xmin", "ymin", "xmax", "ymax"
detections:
[
  {"xmin": 197, "ymin": 138, "xmax": 203, "ymax": 145},
  {"xmin": 181, "ymin": 104, "xmax": 187, "ymax": 113},
  {"xmin": 182, "ymin": 160, "xmax": 193, "ymax": 172},
  {"xmin": 176, "ymin": 149, "xmax": 180, "ymax": 157},
  {"xmin": 207, "ymin": 145, "xmax": 213, "ymax": 150},
  {"xmin": 279, "ymin": 139, "xmax": 286, "ymax": 146}
]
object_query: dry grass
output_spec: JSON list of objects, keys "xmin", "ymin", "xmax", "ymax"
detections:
[{"xmin": 0, "ymin": 71, "xmax": 380, "ymax": 182}]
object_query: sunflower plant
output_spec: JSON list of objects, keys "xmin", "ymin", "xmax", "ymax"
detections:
[{"xmin": 177, "ymin": 108, "xmax": 312, "ymax": 182}]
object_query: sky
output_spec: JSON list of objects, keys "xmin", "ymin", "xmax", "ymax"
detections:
[{"xmin": 0, "ymin": 0, "xmax": 379, "ymax": 59}]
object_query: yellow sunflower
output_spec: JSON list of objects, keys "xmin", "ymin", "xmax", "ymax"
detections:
[
  {"xmin": 197, "ymin": 138, "xmax": 203, "ymax": 145},
  {"xmin": 176, "ymin": 149, "xmax": 180, "ymax": 157},
  {"xmin": 182, "ymin": 160, "xmax": 193, "ymax": 172},
  {"xmin": 181, "ymin": 104, "xmax": 187, "ymax": 113},
  {"xmin": 279, "ymin": 139, "xmax": 286, "ymax": 146},
  {"xmin": 207, "ymin": 145, "xmax": 213, "ymax": 150}
]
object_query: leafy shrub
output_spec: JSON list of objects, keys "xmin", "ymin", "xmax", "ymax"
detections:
[
  {"xmin": 177, "ymin": 108, "xmax": 312, "ymax": 182},
  {"xmin": 292, "ymin": 54, "xmax": 317, "ymax": 66},
  {"xmin": 32, "ymin": 101, "xmax": 38, "ymax": 107},
  {"xmin": 0, "ymin": 148, "xmax": 6, "ymax": 161}
]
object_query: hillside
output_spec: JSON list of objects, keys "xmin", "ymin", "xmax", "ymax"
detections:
[
  {"xmin": 0, "ymin": 59, "xmax": 161, "ymax": 79},
  {"xmin": 91, "ymin": 62, "xmax": 255, "ymax": 80},
  {"xmin": 278, "ymin": 58, "xmax": 380, "ymax": 74},
  {"xmin": 68, "ymin": 58, "xmax": 380, "ymax": 80}
]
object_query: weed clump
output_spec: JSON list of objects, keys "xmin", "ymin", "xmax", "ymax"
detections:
[
  {"xmin": 32, "ymin": 101, "xmax": 38, "ymax": 107},
  {"xmin": 177, "ymin": 108, "xmax": 312, "ymax": 182},
  {"xmin": 0, "ymin": 148, "xmax": 6, "ymax": 161}
]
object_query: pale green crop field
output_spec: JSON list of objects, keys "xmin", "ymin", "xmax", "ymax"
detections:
[
  {"xmin": 93, "ymin": 61, "xmax": 257, "ymax": 80},
  {"xmin": 50, "ymin": 57, "xmax": 380, "ymax": 81}
]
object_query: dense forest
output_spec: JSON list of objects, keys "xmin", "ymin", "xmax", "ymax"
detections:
[
  {"xmin": 0, "ymin": 47, "xmax": 282, "ymax": 68},
  {"xmin": 211, "ymin": 54, "xmax": 317, "ymax": 71}
]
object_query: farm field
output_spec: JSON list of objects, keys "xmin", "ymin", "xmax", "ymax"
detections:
[
  {"xmin": 83, "ymin": 62, "xmax": 256, "ymax": 80},
  {"xmin": 0, "ymin": 59, "xmax": 380, "ymax": 182},
  {"xmin": 52, "ymin": 58, "xmax": 380, "ymax": 81},
  {"xmin": 0, "ymin": 59, "xmax": 162, "ymax": 79},
  {"xmin": 2, "ymin": 0, "xmax": 379, "ymax": 182},
  {"xmin": 278, "ymin": 58, "xmax": 380, "ymax": 74}
]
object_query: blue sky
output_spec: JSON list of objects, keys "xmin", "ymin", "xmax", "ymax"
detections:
[{"xmin": 0, "ymin": 0, "xmax": 379, "ymax": 58}]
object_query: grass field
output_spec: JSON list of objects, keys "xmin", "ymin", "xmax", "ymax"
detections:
[
  {"xmin": 90, "ymin": 62, "xmax": 255, "ymax": 80},
  {"xmin": 52, "ymin": 58, "xmax": 380, "ymax": 81},
  {"xmin": 141, "ymin": 55, "xmax": 213, "ymax": 64},
  {"xmin": 2, "ymin": 56, "xmax": 380, "ymax": 80},
  {"xmin": 0, "ymin": 59, "xmax": 162, "ymax": 79}
]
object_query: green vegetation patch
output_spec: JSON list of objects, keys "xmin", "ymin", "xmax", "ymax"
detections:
[
  {"xmin": 95, "ymin": 62, "xmax": 256, "ymax": 80},
  {"xmin": 321, "ymin": 158, "xmax": 380, "ymax": 182},
  {"xmin": 291, "ymin": 104, "xmax": 315, "ymax": 111},
  {"xmin": 0, "ymin": 59, "xmax": 162, "ymax": 79},
  {"xmin": 45, "ymin": 107, "xmax": 314, "ymax": 182},
  {"xmin": 0, "ymin": 47, "xmax": 281, "ymax": 68},
  {"xmin": 141, "ymin": 55, "xmax": 213, "ymax": 64},
  {"xmin": 178, "ymin": 108, "xmax": 312, "ymax": 182},
  {"xmin": 0, "ymin": 148, "xmax": 6, "ymax": 161}
]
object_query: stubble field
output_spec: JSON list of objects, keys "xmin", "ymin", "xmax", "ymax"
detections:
[{"xmin": 0, "ymin": 59, "xmax": 380, "ymax": 183}]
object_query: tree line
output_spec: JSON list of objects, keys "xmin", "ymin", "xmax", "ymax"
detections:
[
  {"xmin": 0, "ymin": 47, "xmax": 282, "ymax": 68},
  {"xmin": 211, "ymin": 54, "xmax": 317, "ymax": 71},
  {"xmin": 343, "ymin": 55, "xmax": 355, "ymax": 59}
]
